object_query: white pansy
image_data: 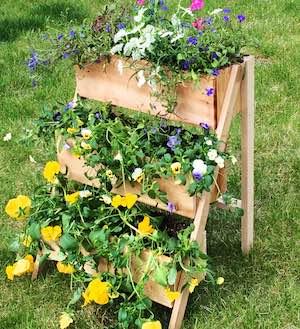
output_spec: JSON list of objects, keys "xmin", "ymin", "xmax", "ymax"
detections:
[
  {"xmin": 114, "ymin": 151, "xmax": 123, "ymax": 162},
  {"xmin": 205, "ymin": 139, "xmax": 213, "ymax": 146},
  {"xmin": 3, "ymin": 133, "xmax": 12, "ymax": 141},
  {"xmin": 132, "ymin": 168, "xmax": 143, "ymax": 180},
  {"xmin": 110, "ymin": 175, "xmax": 118, "ymax": 186},
  {"xmin": 137, "ymin": 70, "xmax": 146, "ymax": 88},
  {"xmin": 134, "ymin": 7, "xmax": 147, "ymax": 23},
  {"xmin": 117, "ymin": 60, "xmax": 124, "ymax": 75},
  {"xmin": 101, "ymin": 195, "xmax": 112, "ymax": 205},
  {"xmin": 80, "ymin": 190, "xmax": 92, "ymax": 198},
  {"xmin": 81, "ymin": 128, "xmax": 92, "ymax": 139},
  {"xmin": 158, "ymin": 30, "xmax": 173, "ymax": 38},
  {"xmin": 215, "ymin": 156, "xmax": 225, "ymax": 168},
  {"xmin": 29, "ymin": 155, "xmax": 36, "ymax": 164},
  {"xmin": 192, "ymin": 159, "xmax": 207, "ymax": 175},
  {"xmin": 114, "ymin": 29, "xmax": 128, "ymax": 43},
  {"xmin": 111, "ymin": 43, "xmax": 124, "ymax": 55},
  {"xmin": 230, "ymin": 155, "xmax": 238, "ymax": 165},
  {"xmin": 208, "ymin": 149, "xmax": 218, "ymax": 161},
  {"xmin": 171, "ymin": 33, "xmax": 184, "ymax": 43},
  {"xmin": 210, "ymin": 8, "xmax": 223, "ymax": 15}
]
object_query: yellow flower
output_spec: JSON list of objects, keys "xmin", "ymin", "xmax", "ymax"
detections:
[
  {"xmin": 132, "ymin": 168, "xmax": 144, "ymax": 183},
  {"xmin": 138, "ymin": 216, "xmax": 155, "ymax": 235},
  {"xmin": 6, "ymin": 265, "xmax": 14, "ymax": 280},
  {"xmin": 188, "ymin": 278, "xmax": 199, "ymax": 293},
  {"xmin": 77, "ymin": 118, "xmax": 84, "ymax": 127},
  {"xmin": 171, "ymin": 162, "xmax": 181, "ymax": 175},
  {"xmin": 41, "ymin": 225, "xmax": 62, "ymax": 241},
  {"xmin": 43, "ymin": 161, "xmax": 61, "ymax": 183},
  {"xmin": 82, "ymin": 279, "xmax": 110, "ymax": 306},
  {"xmin": 123, "ymin": 193, "xmax": 138, "ymax": 209},
  {"xmin": 105, "ymin": 170, "xmax": 114, "ymax": 179},
  {"xmin": 111, "ymin": 195, "xmax": 123, "ymax": 208},
  {"xmin": 5, "ymin": 195, "xmax": 31, "ymax": 220},
  {"xmin": 57, "ymin": 262, "xmax": 76, "ymax": 274},
  {"xmin": 59, "ymin": 313, "xmax": 74, "ymax": 329},
  {"xmin": 22, "ymin": 235, "xmax": 32, "ymax": 248},
  {"xmin": 101, "ymin": 195, "xmax": 112, "ymax": 205},
  {"xmin": 165, "ymin": 287, "xmax": 180, "ymax": 302},
  {"xmin": 67, "ymin": 127, "xmax": 79, "ymax": 134},
  {"xmin": 142, "ymin": 321, "xmax": 162, "ymax": 329},
  {"xmin": 81, "ymin": 141, "xmax": 92, "ymax": 150},
  {"xmin": 71, "ymin": 150, "xmax": 81, "ymax": 158},
  {"xmin": 81, "ymin": 128, "xmax": 92, "ymax": 140},
  {"xmin": 216, "ymin": 277, "xmax": 224, "ymax": 285},
  {"xmin": 65, "ymin": 191, "xmax": 80, "ymax": 204},
  {"xmin": 13, "ymin": 255, "xmax": 34, "ymax": 276}
]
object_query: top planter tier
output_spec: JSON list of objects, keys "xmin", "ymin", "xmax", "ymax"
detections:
[{"xmin": 75, "ymin": 56, "xmax": 245, "ymax": 129}]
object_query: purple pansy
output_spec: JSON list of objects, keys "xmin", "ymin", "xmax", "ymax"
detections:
[
  {"xmin": 105, "ymin": 24, "xmax": 111, "ymax": 32},
  {"xmin": 223, "ymin": 8, "xmax": 231, "ymax": 13},
  {"xmin": 63, "ymin": 53, "xmax": 70, "ymax": 59},
  {"xmin": 167, "ymin": 135, "xmax": 181, "ymax": 151},
  {"xmin": 94, "ymin": 112, "xmax": 101, "ymax": 120},
  {"xmin": 223, "ymin": 15, "xmax": 230, "ymax": 22},
  {"xmin": 117, "ymin": 23, "xmax": 126, "ymax": 30},
  {"xmin": 212, "ymin": 68, "xmax": 220, "ymax": 77},
  {"xmin": 167, "ymin": 202, "xmax": 176, "ymax": 213},
  {"xmin": 69, "ymin": 30, "xmax": 75, "ymax": 38},
  {"xmin": 192, "ymin": 168, "xmax": 203, "ymax": 181},
  {"xmin": 57, "ymin": 34, "xmax": 63, "ymax": 40},
  {"xmin": 206, "ymin": 88, "xmax": 214, "ymax": 96},
  {"xmin": 187, "ymin": 36, "xmax": 198, "ymax": 45},
  {"xmin": 237, "ymin": 14, "xmax": 246, "ymax": 23},
  {"xmin": 182, "ymin": 60, "xmax": 190, "ymax": 71},
  {"xmin": 27, "ymin": 51, "xmax": 38, "ymax": 71},
  {"xmin": 200, "ymin": 122, "xmax": 210, "ymax": 130},
  {"xmin": 64, "ymin": 102, "xmax": 74, "ymax": 111}
]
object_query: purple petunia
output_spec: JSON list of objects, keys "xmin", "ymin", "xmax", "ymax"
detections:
[
  {"xmin": 167, "ymin": 202, "xmax": 176, "ymax": 213},
  {"xmin": 187, "ymin": 36, "xmax": 198, "ymax": 45},
  {"xmin": 192, "ymin": 168, "xmax": 203, "ymax": 181},
  {"xmin": 237, "ymin": 14, "xmax": 246, "ymax": 23},
  {"xmin": 167, "ymin": 135, "xmax": 181, "ymax": 151},
  {"xmin": 206, "ymin": 88, "xmax": 214, "ymax": 96}
]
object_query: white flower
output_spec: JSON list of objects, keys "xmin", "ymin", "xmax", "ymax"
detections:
[
  {"xmin": 114, "ymin": 151, "xmax": 123, "ymax": 162},
  {"xmin": 3, "ymin": 133, "xmax": 12, "ymax": 141},
  {"xmin": 134, "ymin": 7, "xmax": 147, "ymax": 23},
  {"xmin": 80, "ymin": 190, "xmax": 92, "ymax": 198},
  {"xmin": 29, "ymin": 155, "xmax": 36, "ymax": 164},
  {"xmin": 117, "ymin": 59, "xmax": 124, "ymax": 75},
  {"xmin": 192, "ymin": 159, "xmax": 207, "ymax": 175},
  {"xmin": 81, "ymin": 128, "xmax": 92, "ymax": 140},
  {"xmin": 205, "ymin": 139, "xmax": 213, "ymax": 146},
  {"xmin": 137, "ymin": 70, "xmax": 146, "ymax": 88},
  {"xmin": 210, "ymin": 8, "xmax": 223, "ymax": 15},
  {"xmin": 114, "ymin": 29, "xmax": 127, "ymax": 43},
  {"xmin": 111, "ymin": 43, "xmax": 124, "ymax": 55},
  {"xmin": 208, "ymin": 149, "xmax": 218, "ymax": 161},
  {"xmin": 132, "ymin": 168, "xmax": 143, "ymax": 180},
  {"xmin": 215, "ymin": 156, "xmax": 225, "ymax": 168},
  {"xmin": 171, "ymin": 33, "xmax": 184, "ymax": 43},
  {"xmin": 63, "ymin": 143, "xmax": 71, "ymax": 150},
  {"xmin": 230, "ymin": 156, "xmax": 237, "ymax": 165},
  {"xmin": 101, "ymin": 195, "xmax": 112, "ymax": 205}
]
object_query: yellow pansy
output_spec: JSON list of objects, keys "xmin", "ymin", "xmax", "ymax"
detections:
[
  {"xmin": 111, "ymin": 195, "xmax": 123, "ymax": 208},
  {"xmin": 67, "ymin": 127, "xmax": 79, "ymax": 134},
  {"xmin": 165, "ymin": 287, "xmax": 180, "ymax": 302},
  {"xmin": 132, "ymin": 168, "xmax": 144, "ymax": 183},
  {"xmin": 171, "ymin": 162, "xmax": 181, "ymax": 175},
  {"xmin": 82, "ymin": 279, "xmax": 110, "ymax": 306},
  {"xmin": 41, "ymin": 225, "xmax": 62, "ymax": 241},
  {"xmin": 105, "ymin": 170, "xmax": 114, "ymax": 179},
  {"xmin": 123, "ymin": 193, "xmax": 138, "ymax": 209},
  {"xmin": 6, "ymin": 265, "xmax": 14, "ymax": 280},
  {"xmin": 77, "ymin": 118, "xmax": 84, "ymax": 126},
  {"xmin": 138, "ymin": 216, "xmax": 155, "ymax": 235},
  {"xmin": 43, "ymin": 161, "xmax": 61, "ymax": 183},
  {"xmin": 142, "ymin": 321, "xmax": 162, "ymax": 329},
  {"xmin": 5, "ymin": 195, "xmax": 31, "ymax": 220},
  {"xmin": 188, "ymin": 278, "xmax": 199, "ymax": 293},
  {"xmin": 81, "ymin": 128, "xmax": 92, "ymax": 140},
  {"xmin": 65, "ymin": 191, "xmax": 80, "ymax": 204},
  {"xmin": 81, "ymin": 141, "xmax": 92, "ymax": 150},
  {"xmin": 6, "ymin": 255, "xmax": 34, "ymax": 280},
  {"xmin": 57, "ymin": 262, "xmax": 76, "ymax": 274},
  {"xmin": 22, "ymin": 235, "xmax": 32, "ymax": 248},
  {"xmin": 59, "ymin": 313, "xmax": 73, "ymax": 329},
  {"xmin": 216, "ymin": 277, "xmax": 224, "ymax": 285}
]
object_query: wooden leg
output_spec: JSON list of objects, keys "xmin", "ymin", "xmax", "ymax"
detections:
[{"xmin": 241, "ymin": 56, "xmax": 255, "ymax": 254}]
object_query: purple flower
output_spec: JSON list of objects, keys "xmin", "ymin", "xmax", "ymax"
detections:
[
  {"xmin": 223, "ymin": 15, "xmax": 230, "ymax": 22},
  {"xmin": 187, "ymin": 36, "xmax": 198, "ymax": 45},
  {"xmin": 204, "ymin": 17, "xmax": 213, "ymax": 25},
  {"xmin": 200, "ymin": 122, "xmax": 210, "ymax": 130},
  {"xmin": 117, "ymin": 23, "xmax": 126, "ymax": 30},
  {"xmin": 57, "ymin": 34, "xmax": 63, "ymax": 40},
  {"xmin": 211, "ymin": 28, "xmax": 217, "ymax": 33},
  {"xmin": 176, "ymin": 128, "xmax": 182, "ymax": 135},
  {"xmin": 212, "ymin": 68, "xmax": 220, "ymax": 76},
  {"xmin": 211, "ymin": 52, "xmax": 218, "ymax": 60},
  {"xmin": 63, "ymin": 53, "xmax": 70, "ymax": 59},
  {"xmin": 167, "ymin": 202, "xmax": 176, "ymax": 213},
  {"xmin": 53, "ymin": 112, "xmax": 62, "ymax": 122},
  {"xmin": 94, "ymin": 112, "xmax": 101, "ymax": 120},
  {"xmin": 161, "ymin": 5, "xmax": 169, "ymax": 10},
  {"xmin": 182, "ymin": 60, "xmax": 190, "ymax": 71},
  {"xmin": 27, "ymin": 52, "xmax": 38, "ymax": 71},
  {"xmin": 69, "ymin": 30, "xmax": 75, "ymax": 37},
  {"xmin": 64, "ymin": 102, "xmax": 74, "ymax": 111},
  {"xmin": 237, "ymin": 14, "xmax": 246, "ymax": 23},
  {"xmin": 192, "ymin": 168, "xmax": 203, "ymax": 181},
  {"xmin": 223, "ymin": 8, "xmax": 231, "ymax": 14},
  {"xmin": 206, "ymin": 88, "xmax": 214, "ymax": 96},
  {"xmin": 105, "ymin": 23, "xmax": 111, "ymax": 32},
  {"xmin": 167, "ymin": 135, "xmax": 181, "ymax": 151}
]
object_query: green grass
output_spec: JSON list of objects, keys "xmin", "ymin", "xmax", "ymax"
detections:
[{"xmin": 0, "ymin": 0, "xmax": 300, "ymax": 328}]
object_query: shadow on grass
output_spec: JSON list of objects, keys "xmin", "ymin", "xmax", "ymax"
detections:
[{"xmin": 0, "ymin": 1, "xmax": 89, "ymax": 42}]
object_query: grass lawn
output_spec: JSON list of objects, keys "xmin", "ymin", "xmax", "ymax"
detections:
[{"xmin": 0, "ymin": 0, "xmax": 299, "ymax": 328}]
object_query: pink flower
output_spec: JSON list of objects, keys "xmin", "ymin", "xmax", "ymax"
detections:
[
  {"xmin": 137, "ymin": 0, "xmax": 145, "ymax": 5},
  {"xmin": 192, "ymin": 18, "xmax": 204, "ymax": 30},
  {"xmin": 190, "ymin": 0, "xmax": 205, "ymax": 11}
]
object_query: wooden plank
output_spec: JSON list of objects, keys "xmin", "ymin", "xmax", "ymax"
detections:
[{"xmin": 241, "ymin": 56, "xmax": 255, "ymax": 254}]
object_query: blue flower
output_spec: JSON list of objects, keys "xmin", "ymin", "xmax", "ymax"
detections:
[
  {"xmin": 57, "ymin": 34, "xmax": 63, "ymax": 41},
  {"xmin": 192, "ymin": 168, "xmax": 203, "ymax": 181},
  {"xmin": 237, "ymin": 14, "xmax": 246, "ymax": 23},
  {"xmin": 105, "ymin": 24, "xmax": 111, "ymax": 32},
  {"xmin": 223, "ymin": 15, "xmax": 230, "ymax": 22},
  {"xmin": 69, "ymin": 30, "xmax": 75, "ymax": 38},
  {"xmin": 27, "ymin": 52, "xmax": 38, "ymax": 71},
  {"xmin": 223, "ymin": 8, "xmax": 231, "ymax": 13},
  {"xmin": 211, "ymin": 28, "xmax": 217, "ymax": 33},
  {"xmin": 64, "ymin": 102, "xmax": 74, "ymax": 111},
  {"xmin": 167, "ymin": 202, "xmax": 175, "ymax": 213},
  {"xmin": 211, "ymin": 52, "xmax": 218, "ymax": 60},
  {"xmin": 200, "ymin": 122, "xmax": 210, "ymax": 130},
  {"xmin": 182, "ymin": 60, "xmax": 190, "ymax": 71},
  {"xmin": 94, "ymin": 112, "xmax": 101, "ymax": 120},
  {"xmin": 206, "ymin": 88, "xmax": 214, "ymax": 96},
  {"xmin": 187, "ymin": 36, "xmax": 198, "ymax": 45},
  {"xmin": 212, "ymin": 68, "xmax": 220, "ymax": 77},
  {"xmin": 117, "ymin": 23, "xmax": 126, "ymax": 30},
  {"xmin": 167, "ymin": 135, "xmax": 181, "ymax": 151},
  {"xmin": 63, "ymin": 53, "xmax": 70, "ymax": 59},
  {"xmin": 204, "ymin": 17, "xmax": 213, "ymax": 25}
]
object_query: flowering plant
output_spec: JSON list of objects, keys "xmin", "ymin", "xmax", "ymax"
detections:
[{"xmin": 30, "ymin": 0, "xmax": 248, "ymax": 111}]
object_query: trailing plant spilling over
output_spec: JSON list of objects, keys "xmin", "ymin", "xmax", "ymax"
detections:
[
  {"xmin": 5, "ymin": 98, "xmax": 236, "ymax": 328},
  {"xmin": 29, "ymin": 0, "xmax": 248, "ymax": 111}
]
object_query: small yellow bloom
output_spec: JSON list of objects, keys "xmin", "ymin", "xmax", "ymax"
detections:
[
  {"xmin": 57, "ymin": 262, "xmax": 76, "ymax": 274},
  {"xmin": 67, "ymin": 127, "xmax": 79, "ymax": 134},
  {"xmin": 77, "ymin": 118, "xmax": 84, "ymax": 127},
  {"xmin": 132, "ymin": 168, "xmax": 144, "ymax": 183},
  {"xmin": 165, "ymin": 287, "xmax": 180, "ymax": 302},
  {"xmin": 188, "ymin": 278, "xmax": 199, "ymax": 293},
  {"xmin": 142, "ymin": 321, "xmax": 162, "ymax": 329},
  {"xmin": 43, "ymin": 161, "xmax": 61, "ymax": 184},
  {"xmin": 59, "ymin": 313, "xmax": 74, "ymax": 329},
  {"xmin": 171, "ymin": 162, "xmax": 181, "ymax": 175},
  {"xmin": 216, "ymin": 277, "xmax": 224, "ymax": 285},
  {"xmin": 22, "ymin": 235, "xmax": 32, "ymax": 248},
  {"xmin": 6, "ymin": 265, "xmax": 14, "ymax": 280},
  {"xmin": 123, "ymin": 193, "xmax": 138, "ymax": 209},
  {"xmin": 5, "ymin": 195, "xmax": 31, "ymax": 220},
  {"xmin": 81, "ymin": 128, "xmax": 92, "ymax": 140},
  {"xmin": 111, "ymin": 195, "xmax": 123, "ymax": 208},
  {"xmin": 41, "ymin": 225, "xmax": 62, "ymax": 241},
  {"xmin": 81, "ymin": 141, "xmax": 92, "ymax": 150},
  {"xmin": 65, "ymin": 191, "xmax": 80, "ymax": 205},
  {"xmin": 13, "ymin": 255, "xmax": 34, "ymax": 276},
  {"xmin": 82, "ymin": 279, "xmax": 110, "ymax": 306},
  {"xmin": 105, "ymin": 170, "xmax": 114, "ymax": 179},
  {"xmin": 138, "ymin": 216, "xmax": 155, "ymax": 235}
]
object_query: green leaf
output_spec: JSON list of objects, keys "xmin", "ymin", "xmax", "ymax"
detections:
[
  {"xmin": 191, "ymin": 69, "xmax": 198, "ymax": 81},
  {"xmin": 68, "ymin": 287, "xmax": 83, "ymax": 306},
  {"xmin": 62, "ymin": 214, "xmax": 71, "ymax": 232},
  {"xmin": 167, "ymin": 266, "xmax": 177, "ymax": 285},
  {"xmin": 8, "ymin": 239, "xmax": 20, "ymax": 252},
  {"xmin": 89, "ymin": 230, "xmax": 106, "ymax": 245},
  {"xmin": 118, "ymin": 308, "xmax": 128, "ymax": 322},
  {"xmin": 60, "ymin": 234, "xmax": 78, "ymax": 250},
  {"xmin": 28, "ymin": 222, "xmax": 41, "ymax": 240},
  {"xmin": 153, "ymin": 266, "xmax": 168, "ymax": 286},
  {"xmin": 177, "ymin": 53, "xmax": 185, "ymax": 61}
]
